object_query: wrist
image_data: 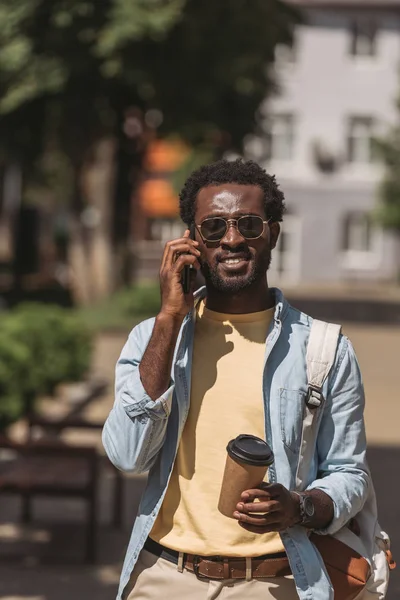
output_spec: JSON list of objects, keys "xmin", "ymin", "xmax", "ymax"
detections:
[
  {"xmin": 290, "ymin": 491, "xmax": 302, "ymax": 526},
  {"xmin": 156, "ymin": 310, "xmax": 185, "ymax": 327},
  {"xmin": 291, "ymin": 492, "xmax": 316, "ymax": 527}
]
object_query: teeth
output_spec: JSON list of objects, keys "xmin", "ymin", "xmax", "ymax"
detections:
[{"xmin": 224, "ymin": 258, "xmax": 242, "ymax": 264}]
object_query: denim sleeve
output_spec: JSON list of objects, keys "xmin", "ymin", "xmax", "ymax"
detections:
[
  {"xmin": 306, "ymin": 336, "xmax": 370, "ymax": 534},
  {"xmin": 102, "ymin": 320, "xmax": 174, "ymax": 474}
]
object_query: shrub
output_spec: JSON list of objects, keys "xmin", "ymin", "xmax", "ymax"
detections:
[
  {"xmin": 116, "ymin": 281, "xmax": 161, "ymax": 318},
  {"xmin": 76, "ymin": 281, "xmax": 163, "ymax": 330},
  {"xmin": 0, "ymin": 331, "xmax": 31, "ymax": 431},
  {"xmin": 2, "ymin": 304, "xmax": 93, "ymax": 393},
  {"xmin": 0, "ymin": 304, "xmax": 94, "ymax": 431}
]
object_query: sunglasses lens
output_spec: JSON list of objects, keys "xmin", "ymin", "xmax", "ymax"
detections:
[
  {"xmin": 200, "ymin": 218, "xmax": 227, "ymax": 241},
  {"xmin": 237, "ymin": 216, "xmax": 264, "ymax": 238}
]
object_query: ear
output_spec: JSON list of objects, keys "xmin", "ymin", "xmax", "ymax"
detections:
[{"xmin": 269, "ymin": 222, "xmax": 280, "ymax": 250}]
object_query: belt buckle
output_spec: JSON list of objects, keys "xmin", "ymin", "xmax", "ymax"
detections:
[{"xmin": 192, "ymin": 555, "xmax": 210, "ymax": 581}]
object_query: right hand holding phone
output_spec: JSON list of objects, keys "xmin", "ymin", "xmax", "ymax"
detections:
[{"xmin": 159, "ymin": 229, "xmax": 201, "ymax": 320}]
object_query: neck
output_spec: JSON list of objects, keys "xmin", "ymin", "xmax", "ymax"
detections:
[{"xmin": 205, "ymin": 279, "xmax": 274, "ymax": 314}]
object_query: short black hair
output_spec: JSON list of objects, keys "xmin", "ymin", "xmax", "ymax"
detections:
[{"xmin": 179, "ymin": 158, "xmax": 286, "ymax": 226}]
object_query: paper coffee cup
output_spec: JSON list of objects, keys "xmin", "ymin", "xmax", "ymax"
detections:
[{"xmin": 218, "ymin": 434, "xmax": 274, "ymax": 518}]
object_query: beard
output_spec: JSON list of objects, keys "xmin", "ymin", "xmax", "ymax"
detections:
[{"xmin": 200, "ymin": 248, "xmax": 272, "ymax": 294}]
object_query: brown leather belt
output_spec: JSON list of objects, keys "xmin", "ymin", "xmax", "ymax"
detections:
[{"xmin": 144, "ymin": 537, "xmax": 291, "ymax": 580}]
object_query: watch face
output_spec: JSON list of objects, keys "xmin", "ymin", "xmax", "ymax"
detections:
[{"xmin": 304, "ymin": 496, "xmax": 315, "ymax": 518}]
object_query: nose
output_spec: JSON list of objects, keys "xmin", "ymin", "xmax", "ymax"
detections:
[{"xmin": 220, "ymin": 221, "xmax": 246, "ymax": 247}]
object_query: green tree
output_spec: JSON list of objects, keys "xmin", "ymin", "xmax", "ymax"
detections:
[
  {"xmin": 0, "ymin": 0, "xmax": 298, "ymax": 302},
  {"xmin": 375, "ymin": 132, "xmax": 400, "ymax": 232},
  {"xmin": 374, "ymin": 104, "xmax": 400, "ymax": 279}
]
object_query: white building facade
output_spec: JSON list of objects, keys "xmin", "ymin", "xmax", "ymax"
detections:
[{"xmin": 247, "ymin": 0, "xmax": 400, "ymax": 285}]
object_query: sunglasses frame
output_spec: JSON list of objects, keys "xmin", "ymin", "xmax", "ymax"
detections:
[{"xmin": 196, "ymin": 215, "xmax": 271, "ymax": 242}]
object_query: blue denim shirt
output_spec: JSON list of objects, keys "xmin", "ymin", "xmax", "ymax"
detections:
[{"xmin": 102, "ymin": 287, "xmax": 369, "ymax": 600}]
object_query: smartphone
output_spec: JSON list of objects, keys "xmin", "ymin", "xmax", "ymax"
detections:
[{"xmin": 181, "ymin": 224, "xmax": 196, "ymax": 294}]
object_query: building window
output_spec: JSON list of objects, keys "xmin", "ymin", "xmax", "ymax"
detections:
[
  {"xmin": 267, "ymin": 114, "xmax": 295, "ymax": 161},
  {"xmin": 347, "ymin": 116, "xmax": 375, "ymax": 163},
  {"xmin": 342, "ymin": 212, "xmax": 372, "ymax": 252},
  {"xmin": 341, "ymin": 211, "xmax": 383, "ymax": 270},
  {"xmin": 350, "ymin": 19, "xmax": 378, "ymax": 57}
]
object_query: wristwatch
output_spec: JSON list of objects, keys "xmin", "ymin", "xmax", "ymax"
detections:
[{"xmin": 294, "ymin": 492, "xmax": 315, "ymax": 526}]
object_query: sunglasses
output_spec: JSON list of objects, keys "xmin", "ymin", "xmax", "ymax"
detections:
[{"xmin": 196, "ymin": 215, "xmax": 270, "ymax": 242}]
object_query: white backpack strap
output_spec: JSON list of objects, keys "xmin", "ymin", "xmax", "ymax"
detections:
[
  {"xmin": 295, "ymin": 319, "xmax": 342, "ymax": 489},
  {"xmin": 306, "ymin": 320, "xmax": 342, "ymax": 407}
]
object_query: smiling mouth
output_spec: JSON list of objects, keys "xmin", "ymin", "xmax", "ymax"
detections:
[
  {"xmin": 222, "ymin": 258, "xmax": 245, "ymax": 265},
  {"xmin": 218, "ymin": 256, "xmax": 250, "ymax": 271}
]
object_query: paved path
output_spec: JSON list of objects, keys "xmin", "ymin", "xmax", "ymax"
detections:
[{"xmin": 0, "ymin": 324, "xmax": 399, "ymax": 600}]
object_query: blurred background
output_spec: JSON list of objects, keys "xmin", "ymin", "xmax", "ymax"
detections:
[{"xmin": 0, "ymin": 0, "xmax": 399, "ymax": 598}]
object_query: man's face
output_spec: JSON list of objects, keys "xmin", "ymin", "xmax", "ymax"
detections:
[{"xmin": 194, "ymin": 183, "xmax": 279, "ymax": 294}]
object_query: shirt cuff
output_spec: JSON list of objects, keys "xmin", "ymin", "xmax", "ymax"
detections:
[{"xmin": 120, "ymin": 368, "xmax": 174, "ymax": 421}]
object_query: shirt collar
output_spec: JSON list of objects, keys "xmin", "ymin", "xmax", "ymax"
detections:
[{"xmin": 192, "ymin": 285, "xmax": 287, "ymax": 324}]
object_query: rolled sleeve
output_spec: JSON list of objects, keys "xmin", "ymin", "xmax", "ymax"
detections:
[
  {"xmin": 121, "ymin": 367, "xmax": 174, "ymax": 421},
  {"xmin": 307, "ymin": 336, "xmax": 370, "ymax": 535},
  {"xmin": 102, "ymin": 319, "xmax": 174, "ymax": 473}
]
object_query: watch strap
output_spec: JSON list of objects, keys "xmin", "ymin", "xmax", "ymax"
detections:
[{"xmin": 293, "ymin": 492, "xmax": 314, "ymax": 526}]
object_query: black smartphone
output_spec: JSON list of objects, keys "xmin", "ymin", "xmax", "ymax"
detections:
[{"xmin": 181, "ymin": 224, "xmax": 196, "ymax": 294}]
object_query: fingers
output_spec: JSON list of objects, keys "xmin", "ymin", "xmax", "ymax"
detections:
[
  {"xmin": 236, "ymin": 500, "xmax": 280, "ymax": 514},
  {"xmin": 233, "ymin": 508, "xmax": 283, "ymax": 530},
  {"xmin": 233, "ymin": 483, "xmax": 291, "ymax": 533},
  {"xmin": 240, "ymin": 483, "xmax": 282, "ymax": 503},
  {"xmin": 173, "ymin": 253, "xmax": 201, "ymax": 274},
  {"xmin": 161, "ymin": 235, "xmax": 200, "ymax": 271}
]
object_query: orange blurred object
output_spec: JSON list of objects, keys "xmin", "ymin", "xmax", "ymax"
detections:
[
  {"xmin": 144, "ymin": 139, "xmax": 190, "ymax": 173},
  {"xmin": 138, "ymin": 139, "xmax": 190, "ymax": 217},
  {"xmin": 139, "ymin": 179, "xmax": 179, "ymax": 217}
]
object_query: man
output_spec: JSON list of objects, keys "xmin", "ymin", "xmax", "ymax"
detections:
[{"xmin": 103, "ymin": 159, "xmax": 370, "ymax": 600}]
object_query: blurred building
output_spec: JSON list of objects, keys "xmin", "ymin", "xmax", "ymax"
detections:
[{"xmin": 247, "ymin": 0, "xmax": 400, "ymax": 286}]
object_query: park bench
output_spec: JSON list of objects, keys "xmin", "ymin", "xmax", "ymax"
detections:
[
  {"xmin": 27, "ymin": 413, "xmax": 124, "ymax": 530},
  {"xmin": 25, "ymin": 377, "xmax": 124, "ymax": 530},
  {"xmin": 0, "ymin": 436, "xmax": 98, "ymax": 562},
  {"xmin": 0, "ymin": 379, "xmax": 125, "ymax": 563}
]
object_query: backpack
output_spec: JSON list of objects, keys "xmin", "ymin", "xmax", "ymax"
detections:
[{"xmin": 301, "ymin": 319, "xmax": 395, "ymax": 599}]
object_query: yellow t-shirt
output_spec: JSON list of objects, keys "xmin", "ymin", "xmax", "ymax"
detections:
[{"xmin": 150, "ymin": 301, "xmax": 285, "ymax": 556}]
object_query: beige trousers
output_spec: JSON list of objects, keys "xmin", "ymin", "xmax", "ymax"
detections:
[{"xmin": 124, "ymin": 549, "xmax": 299, "ymax": 600}]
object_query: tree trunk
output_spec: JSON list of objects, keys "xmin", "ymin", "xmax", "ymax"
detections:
[
  {"xmin": 68, "ymin": 138, "xmax": 117, "ymax": 305},
  {"xmin": 112, "ymin": 115, "xmax": 149, "ymax": 289},
  {"xmin": 82, "ymin": 138, "xmax": 117, "ymax": 300},
  {"xmin": 68, "ymin": 170, "xmax": 91, "ymax": 305}
]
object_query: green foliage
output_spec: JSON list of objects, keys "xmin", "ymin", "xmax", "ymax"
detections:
[
  {"xmin": 0, "ymin": 331, "xmax": 31, "ymax": 431},
  {"xmin": 4, "ymin": 303, "xmax": 94, "ymax": 391},
  {"xmin": 77, "ymin": 280, "xmax": 161, "ymax": 330},
  {"xmin": 96, "ymin": 0, "xmax": 185, "ymax": 59},
  {"xmin": 0, "ymin": 304, "xmax": 94, "ymax": 431},
  {"xmin": 0, "ymin": 1, "xmax": 66, "ymax": 114},
  {"xmin": 122, "ymin": 0, "xmax": 298, "ymax": 148},
  {"xmin": 0, "ymin": 0, "xmax": 298, "ymax": 161},
  {"xmin": 116, "ymin": 281, "xmax": 161, "ymax": 317},
  {"xmin": 374, "ymin": 135, "xmax": 400, "ymax": 231}
]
